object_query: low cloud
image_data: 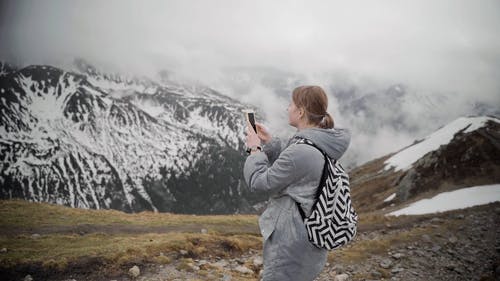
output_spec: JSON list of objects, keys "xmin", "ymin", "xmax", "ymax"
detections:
[{"xmin": 1, "ymin": 0, "xmax": 499, "ymax": 166}]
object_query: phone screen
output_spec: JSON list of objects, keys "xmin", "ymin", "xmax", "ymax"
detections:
[{"xmin": 247, "ymin": 112, "xmax": 257, "ymax": 133}]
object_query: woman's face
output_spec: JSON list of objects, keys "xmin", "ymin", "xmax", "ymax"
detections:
[{"xmin": 288, "ymin": 100, "xmax": 303, "ymax": 127}]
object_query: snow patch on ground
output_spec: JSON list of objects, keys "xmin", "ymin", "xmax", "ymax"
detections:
[{"xmin": 388, "ymin": 184, "xmax": 500, "ymax": 216}]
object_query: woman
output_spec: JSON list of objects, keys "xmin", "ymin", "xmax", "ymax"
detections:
[{"xmin": 244, "ymin": 85, "xmax": 351, "ymax": 280}]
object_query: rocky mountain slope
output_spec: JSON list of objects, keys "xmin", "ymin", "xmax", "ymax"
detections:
[
  {"xmin": 136, "ymin": 204, "xmax": 499, "ymax": 281},
  {"xmin": 0, "ymin": 60, "xmax": 267, "ymax": 214},
  {"xmin": 349, "ymin": 115, "xmax": 500, "ymax": 213}
]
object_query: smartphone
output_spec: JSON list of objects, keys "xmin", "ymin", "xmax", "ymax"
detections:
[{"xmin": 243, "ymin": 109, "xmax": 257, "ymax": 133}]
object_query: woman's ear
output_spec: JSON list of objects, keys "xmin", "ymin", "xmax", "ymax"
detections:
[{"xmin": 299, "ymin": 108, "xmax": 305, "ymax": 119}]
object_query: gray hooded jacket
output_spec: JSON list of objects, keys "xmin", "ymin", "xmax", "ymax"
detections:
[{"xmin": 244, "ymin": 127, "xmax": 351, "ymax": 281}]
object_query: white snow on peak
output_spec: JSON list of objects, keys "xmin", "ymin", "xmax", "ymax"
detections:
[
  {"xmin": 384, "ymin": 193, "xmax": 396, "ymax": 202},
  {"xmin": 387, "ymin": 184, "xmax": 500, "ymax": 216},
  {"xmin": 384, "ymin": 116, "xmax": 499, "ymax": 171},
  {"xmin": 86, "ymin": 75, "xmax": 156, "ymax": 95},
  {"xmin": 187, "ymin": 107, "xmax": 219, "ymax": 132},
  {"xmin": 132, "ymin": 98, "xmax": 165, "ymax": 118},
  {"xmin": 16, "ymin": 73, "xmax": 77, "ymax": 121}
]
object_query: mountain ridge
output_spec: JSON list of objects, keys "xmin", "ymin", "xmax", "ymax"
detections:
[
  {"xmin": 0, "ymin": 61, "xmax": 266, "ymax": 214},
  {"xmin": 350, "ymin": 115, "xmax": 500, "ymax": 213},
  {"xmin": 1, "ymin": 60, "xmax": 498, "ymax": 216}
]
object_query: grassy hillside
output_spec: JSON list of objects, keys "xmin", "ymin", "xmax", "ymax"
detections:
[
  {"xmin": 0, "ymin": 199, "xmax": 261, "ymax": 280},
  {"xmin": 1, "ymin": 199, "xmax": 498, "ymax": 281}
]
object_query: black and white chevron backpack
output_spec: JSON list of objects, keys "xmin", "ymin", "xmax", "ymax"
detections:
[{"xmin": 295, "ymin": 137, "xmax": 358, "ymax": 250}]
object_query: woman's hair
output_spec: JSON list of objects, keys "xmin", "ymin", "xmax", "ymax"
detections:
[{"xmin": 292, "ymin": 85, "xmax": 334, "ymax": 129}]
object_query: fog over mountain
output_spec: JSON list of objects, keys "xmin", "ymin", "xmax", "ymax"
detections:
[{"xmin": 1, "ymin": 0, "xmax": 499, "ymax": 167}]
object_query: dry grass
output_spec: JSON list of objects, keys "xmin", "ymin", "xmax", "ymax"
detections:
[
  {"xmin": 0, "ymin": 199, "xmax": 258, "ymax": 228},
  {"xmin": 0, "ymin": 198, "xmax": 430, "ymax": 272},
  {"xmin": 348, "ymin": 155, "xmax": 406, "ymax": 213},
  {"xmin": 2, "ymin": 198, "xmax": 485, "ymax": 279},
  {"xmin": 0, "ymin": 231, "xmax": 261, "ymax": 271},
  {"xmin": 0, "ymin": 199, "xmax": 261, "ymax": 274}
]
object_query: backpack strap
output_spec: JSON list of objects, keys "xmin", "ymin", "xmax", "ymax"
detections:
[{"xmin": 293, "ymin": 137, "xmax": 330, "ymax": 220}]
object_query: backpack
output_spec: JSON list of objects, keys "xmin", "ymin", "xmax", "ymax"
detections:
[{"xmin": 294, "ymin": 137, "xmax": 358, "ymax": 250}]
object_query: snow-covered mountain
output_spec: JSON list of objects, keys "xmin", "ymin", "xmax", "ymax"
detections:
[
  {"xmin": 0, "ymin": 60, "xmax": 266, "ymax": 214},
  {"xmin": 349, "ymin": 115, "xmax": 500, "ymax": 213},
  {"xmin": 384, "ymin": 116, "xmax": 498, "ymax": 172}
]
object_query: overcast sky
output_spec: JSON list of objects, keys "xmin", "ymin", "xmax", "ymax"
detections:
[
  {"xmin": 1, "ymin": 0, "xmax": 499, "ymax": 165},
  {"xmin": 1, "ymin": 0, "xmax": 499, "ymax": 96}
]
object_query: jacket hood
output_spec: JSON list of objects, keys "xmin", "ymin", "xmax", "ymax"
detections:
[{"xmin": 292, "ymin": 127, "xmax": 351, "ymax": 160}]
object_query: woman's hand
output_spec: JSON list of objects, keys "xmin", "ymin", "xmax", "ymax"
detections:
[
  {"xmin": 246, "ymin": 123, "xmax": 262, "ymax": 149},
  {"xmin": 255, "ymin": 122, "xmax": 272, "ymax": 144}
]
